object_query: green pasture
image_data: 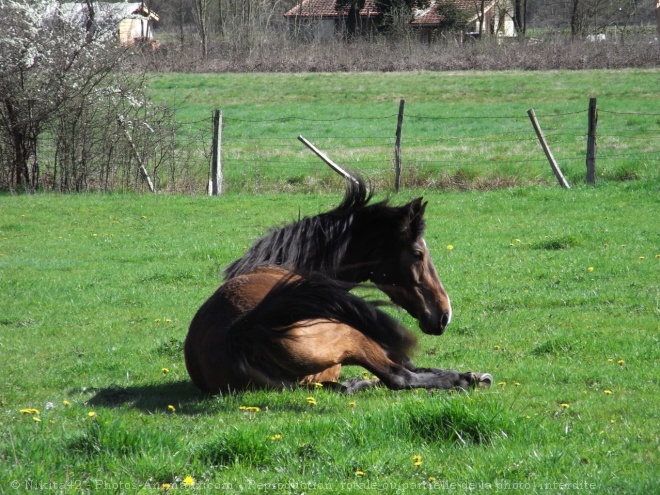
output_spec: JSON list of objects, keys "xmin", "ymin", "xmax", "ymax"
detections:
[
  {"xmin": 148, "ymin": 70, "xmax": 659, "ymax": 193},
  {"xmin": 1, "ymin": 178, "xmax": 658, "ymax": 493}
]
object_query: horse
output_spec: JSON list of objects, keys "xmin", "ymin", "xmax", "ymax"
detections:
[
  {"xmin": 184, "ymin": 266, "xmax": 493, "ymax": 393},
  {"xmin": 184, "ymin": 178, "xmax": 493, "ymax": 393},
  {"xmin": 223, "ymin": 177, "xmax": 451, "ymax": 335}
]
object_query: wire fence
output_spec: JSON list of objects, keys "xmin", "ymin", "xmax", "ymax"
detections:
[
  {"xmin": 29, "ymin": 101, "xmax": 659, "ymax": 194},
  {"xmin": 206, "ymin": 102, "xmax": 659, "ymax": 193}
]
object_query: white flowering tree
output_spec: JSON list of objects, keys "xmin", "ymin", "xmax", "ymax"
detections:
[{"xmin": 0, "ymin": 0, "xmax": 179, "ymax": 192}]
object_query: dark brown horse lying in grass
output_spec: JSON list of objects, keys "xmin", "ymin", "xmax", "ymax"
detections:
[
  {"xmin": 185, "ymin": 267, "xmax": 492, "ymax": 393},
  {"xmin": 185, "ymin": 178, "xmax": 492, "ymax": 393}
]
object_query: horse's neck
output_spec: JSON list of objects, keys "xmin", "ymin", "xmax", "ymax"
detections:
[{"xmin": 334, "ymin": 228, "xmax": 377, "ymax": 285}]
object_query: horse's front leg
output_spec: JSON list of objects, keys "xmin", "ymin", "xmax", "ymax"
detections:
[
  {"xmin": 390, "ymin": 357, "xmax": 493, "ymax": 390},
  {"xmin": 343, "ymin": 365, "xmax": 492, "ymax": 393}
]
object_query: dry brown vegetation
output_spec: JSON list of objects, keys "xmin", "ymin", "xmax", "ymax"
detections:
[{"xmin": 137, "ymin": 34, "xmax": 660, "ymax": 73}]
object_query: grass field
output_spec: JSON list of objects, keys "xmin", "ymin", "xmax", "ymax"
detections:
[
  {"xmin": 147, "ymin": 69, "xmax": 659, "ymax": 193},
  {"xmin": 1, "ymin": 177, "xmax": 658, "ymax": 493}
]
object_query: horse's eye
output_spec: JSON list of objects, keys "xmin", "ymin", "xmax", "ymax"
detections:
[{"xmin": 412, "ymin": 250, "xmax": 424, "ymax": 260}]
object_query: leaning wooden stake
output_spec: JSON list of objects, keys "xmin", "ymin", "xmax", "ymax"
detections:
[
  {"xmin": 118, "ymin": 117, "xmax": 156, "ymax": 193},
  {"xmin": 586, "ymin": 98, "xmax": 597, "ymax": 185},
  {"xmin": 298, "ymin": 135, "xmax": 358, "ymax": 184},
  {"xmin": 527, "ymin": 109, "xmax": 570, "ymax": 189}
]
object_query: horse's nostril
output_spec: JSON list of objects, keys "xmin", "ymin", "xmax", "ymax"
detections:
[{"xmin": 440, "ymin": 312, "xmax": 451, "ymax": 329}]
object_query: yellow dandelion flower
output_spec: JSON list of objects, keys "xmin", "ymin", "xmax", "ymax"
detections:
[
  {"xmin": 413, "ymin": 454, "xmax": 423, "ymax": 466},
  {"xmin": 446, "ymin": 245, "xmax": 454, "ymax": 250},
  {"xmin": 313, "ymin": 382, "xmax": 323, "ymax": 389},
  {"xmin": 239, "ymin": 406, "xmax": 260, "ymax": 412},
  {"xmin": 498, "ymin": 381, "xmax": 506, "ymax": 387},
  {"xmin": 655, "ymin": 254, "xmax": 660, "ymax": 259},
  {"xmin": 587, "ymin": 267, "xmax": 594, "ymax": 272},
  {"xmin": 617, "ymin": 359, "xmax": 625, "ymax": 366},
  {"xmin": 63, "ymin": 400, "xmax": 71, "ymax": 407},
  {"xmin": 428, "ymin": 477, "xmax": 437, "ymax": 482},
  {"xmin": 269, "ymin": 434, "xmax": 283, "ymax": 441},
  {"xmin": 165, "ymin": 319, "xmax": 172, "ymax": 323},
  {"xmin": 494, "ymin": 345, "xmax": 501, "ymax": 350},
  {"xmin": 182, "ymin": 476, "xmax": 195, "ymax": 487},
  {"xmin": 161, "ymin": 367, "xmax": 170, "ymax": 374},
  {"xmin": 610, "ymin": 419, "xmax": 616, "ymax": 424},
  {"xmin": 514, "ymin": 381, "xmax": 521, "ymax": 387},
  {"xmin": 604, "ymin": 390, "xmax": 613, "ymax": 395},
  {"xmin": 33, "ymin": 417, "xmax": 41, "ymax": 423},
  {"xmin": 155, "ymin": 318, "xmax": 161, "ymax": 323},
  {"xmin": 355, "ymin": 470, "xmax": 365, "ymax": 477},
  {"xmin": 20, "ymin": 408, "xmax": 40, "ymax": 415},
  {"xmin": 509, "ymin": 243, "xmax": 515, "ymax": 247},
  {"xmin": 560, "ymin": 403, "xmax": 570, "ymax": 409},
  {"xmin": 607, "ymin": 358, "xmax": 614, "ymax": 363},
  {"xmin": 306, "ymin": 397, "xmax": 317, "ymax": 406},
  {"xmin": 167, "ymin": 405, "xmax": 176, "ymax": 413},
  {"xmin": 524, "ymin": 415, "xmax": 531, "ymax": 419},
  {"xmin": 349, "ymin": 401, "xmax": 356, "ymax": 408},
  {"xmin": 88, "ymin": 411, "xmax": 97, "ymax": 418},
  {"xmin": 161, "ymin": 483, "xmax": 171, "ymax": 490}
]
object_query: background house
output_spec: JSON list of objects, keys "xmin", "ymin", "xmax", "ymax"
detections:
[
  {"xmin": 411, "ymin": 1, "xmax": 515, "ymax": 42},
  {"xmin": 284, "ymin": 0, "xmax": 515, "ymax": 41},
  {"xmin": 47, "ymin": 2, "xmax": 159, "ymax": 46},
  {"xmin": 283, "ymin": 0, "xmax": 379, "ymax": 40}
]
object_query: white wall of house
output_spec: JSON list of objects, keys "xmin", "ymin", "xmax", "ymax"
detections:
[{"xmin": 119, "ymin": 17, "xmax": 154, "ymax": 44}]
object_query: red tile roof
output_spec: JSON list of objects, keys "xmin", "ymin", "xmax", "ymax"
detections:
[
  {"xmin": 284, "ymin": 0, "xmax": 380, "ymax": 18},
  {"xmin": 411, "ymin": 1, "xmax": 491, "ymax": 26},
  {"xmin": 284, "ymin": 0, "xmax": 494, "ymax": 25}
]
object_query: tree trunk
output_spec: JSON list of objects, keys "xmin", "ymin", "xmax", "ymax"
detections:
[
  {"xmin": 179, "ymin": 0, "xmax": 185, "ymax": 48},
  {"xmin": 570, "ymin": 0, "xmax": 581, "ymax": 38},
  {"xmin": 84, "ymin": 0, "xmax": 96, "ymax": 43},
  {"xmin": 514, "ymin": 0, "xmax": 526, "ymax": 36}
]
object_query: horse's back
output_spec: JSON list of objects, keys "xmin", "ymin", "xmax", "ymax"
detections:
[{"xmin": 184, "ymin": 267, "xmax": 297, "ymax": 393}]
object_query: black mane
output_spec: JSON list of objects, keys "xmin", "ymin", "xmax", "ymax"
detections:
[
  {"xmin": 224, "ymin": 177, "xmax": 377, "ymax": 279},
  {"xmin": 223, "ymin": 176, "xmax": 423, "ymax": 281}
]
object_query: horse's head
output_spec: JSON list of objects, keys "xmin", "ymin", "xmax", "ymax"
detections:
[{"xmin": 360, "ymin": 197, "xmax": 452, "ymax": 336}]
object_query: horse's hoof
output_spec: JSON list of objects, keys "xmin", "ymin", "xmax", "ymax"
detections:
[{"xmin": 471, "ymin": 372, "xmax": 493, "ymax": 388}]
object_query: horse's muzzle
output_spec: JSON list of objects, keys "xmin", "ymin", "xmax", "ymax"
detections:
[{"xmin": 419, "ymin": 308, "xmax": 451, "ymax": 336}]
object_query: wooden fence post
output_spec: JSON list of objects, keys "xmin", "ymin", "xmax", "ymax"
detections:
[
  {"xmin": 527, "ymin": 109, "xmax": 570, "ymax": 189},
  {"xmin": 586, "ymin": 98, "xmax": 597, "ymax": 185},
  {"xmin": 210, "ymin": 109, "xmax": 223, "ymax": 195},
  {"xmin": 394, "ymin": 99, "xmax": 405, "ymax": 193}
]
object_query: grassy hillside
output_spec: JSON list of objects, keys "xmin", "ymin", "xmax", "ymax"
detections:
[{"xmin": 1, "ymin": 179, "xmax": 658, "ymax": 492}]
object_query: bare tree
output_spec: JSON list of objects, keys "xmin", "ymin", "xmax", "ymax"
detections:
[
  {"xmin": 535, "ymin": 0, "xmax": 642, "ymax": 37},
  {"xmin": 0, "ymin": 0, "xmax": 181, "ymax": 193},
  {"xmin": 513, "ymin": 0, "xmax": 527, "ymax": 36},
  {"xmin": 193, "ymin": 0, "xmax": 212, "ymax": 58}
]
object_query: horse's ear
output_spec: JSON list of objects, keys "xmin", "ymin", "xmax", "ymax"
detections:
[
  {"xmin": 403, "ymin": 197, "xmax": 427, "ymax": 238},
  {"xmin": 408, "ymin": 197, "xmax": 427, "ymax": 219}
]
